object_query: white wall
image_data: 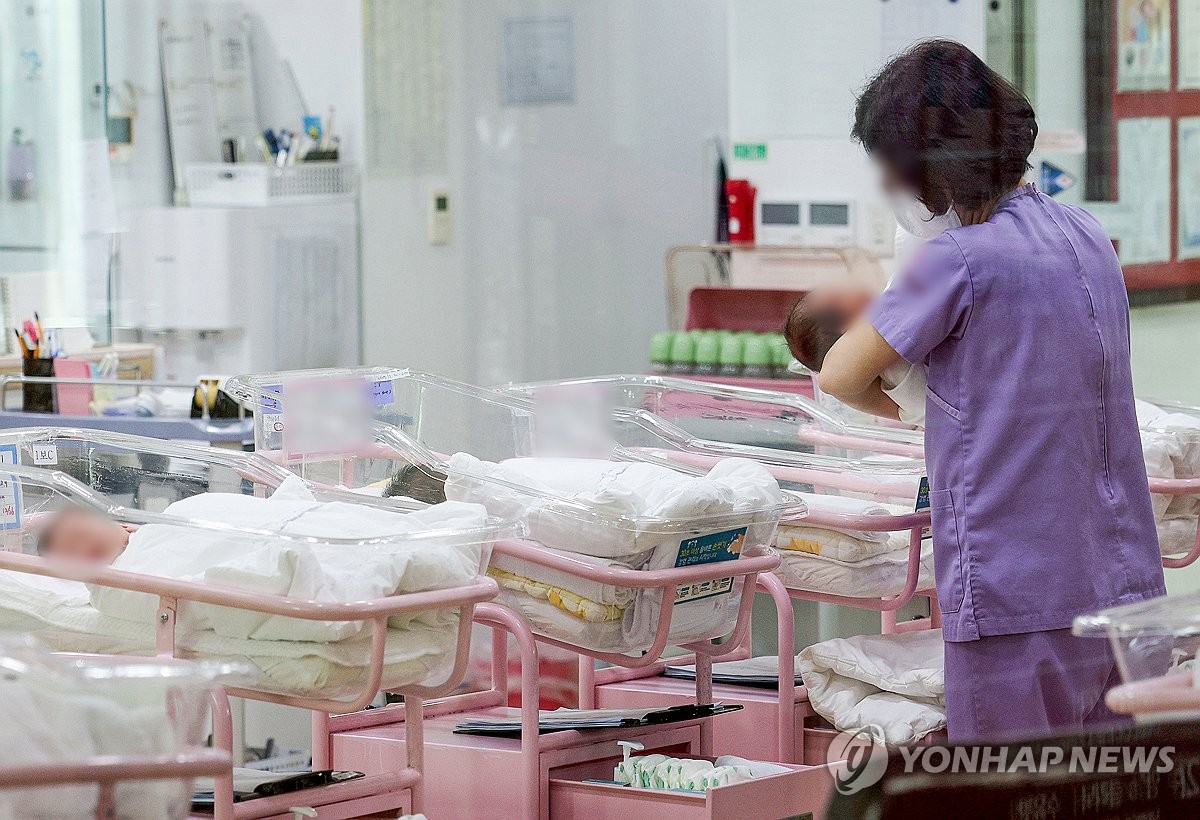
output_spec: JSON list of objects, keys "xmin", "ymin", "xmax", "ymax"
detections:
[
  {"xmin": 361, "ymin": 0, "xmax": 730, "ymax": 383},
  {"xmin": 726, "ymin": 0, "xmax": 985, "ymax": 281}
]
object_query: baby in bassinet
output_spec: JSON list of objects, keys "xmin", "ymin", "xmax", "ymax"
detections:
[{"xmin": 37, "ymin": 509, "xmax": 135, "ymax": 565}]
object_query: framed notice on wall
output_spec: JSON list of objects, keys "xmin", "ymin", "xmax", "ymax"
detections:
[
  {"xmin": 1117, "ymin": 0, "xmax": 1172, "ymax": 91},
  {"xmin": 1085, "ymin": 0, "xmax": 1200, "ymax": 291},
  {"xmin": 1178, "ymin": 117, "xmax": 1200, "ymax": 258},
  {"xmin": 1180, "ymin": 0, "xmax": 1200, "ymax": 88}
]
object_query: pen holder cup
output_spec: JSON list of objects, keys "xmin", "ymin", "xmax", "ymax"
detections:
[{"xmin": 22, "ymin": 358, "xmax": 56, "ymax": 413}]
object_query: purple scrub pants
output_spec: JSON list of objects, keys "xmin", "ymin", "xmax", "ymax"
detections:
[{"xmin": 943, "ymin": 629, "xmax": 1128, "ymax": 743}]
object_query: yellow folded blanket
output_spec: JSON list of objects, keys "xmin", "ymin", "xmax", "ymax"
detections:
[{"xmin": 488, "ymin": 568, "xmax": 625, "ymax": 623}]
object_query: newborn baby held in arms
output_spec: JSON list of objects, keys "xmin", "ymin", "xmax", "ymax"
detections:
[{"xmin": 785, "ymin": 285, "xmax": 926, "ymax": 427}]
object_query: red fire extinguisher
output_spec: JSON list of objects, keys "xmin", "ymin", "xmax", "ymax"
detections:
[{"xmin": 725, "ymin": 179, "xmax": 757, "ymax": 244}]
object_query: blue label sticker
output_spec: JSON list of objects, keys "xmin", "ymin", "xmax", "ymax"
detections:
[
  {"xmin": 914, "ymin": 476, "xmax": 933, "ymax": 541},
  {"xmin": 1040, "ymin": 160, "xmax": 1076, "ymax": 197},
  {"xmin": 0, "ymin": 444, "xmax": 21, "ymax": 531},
  {"xmin": 674, "ymin": 527, "xmax": 747, "ymax": 604},
  {"xmin": 371, "ymin": 379, "xmax": 394, "ymax": 405},
  {"xmin": 259, "ymin": 384, "xmax": 283, "ymax": 413},
  {"xmin": 914, "ymin": 476, "xmax": 930, "ymax": 512}
]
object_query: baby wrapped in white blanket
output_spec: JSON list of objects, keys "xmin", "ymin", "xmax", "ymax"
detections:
[
  {"xmin": 446, "ymin": 456, "xmax": 785, "ymax": 651},
  {"xmin": 80, "ymin": 477, "xmax": 488, "ymax": 643}
]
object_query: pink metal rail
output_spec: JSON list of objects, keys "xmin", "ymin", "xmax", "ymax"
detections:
[
  {"xmin": 790, "ymin": 427, "xmax": 1200, "ymax": 570},
  {"xmin": 325, "ymin": 544, "xmax": 780, "ymax": 819},
  {"xmin": 0, "ymin": 550, "xmax": 497, "ymax": 819},
  {"xmin": 1105, "ymin": 672, "xmax": 1200, "ymax": 717},
  {"xmin": 0, "ymin": 749, "xmax": 231, "ymax": 820}
]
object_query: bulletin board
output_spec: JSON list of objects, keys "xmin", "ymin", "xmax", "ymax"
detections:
[{"xmin": 1088, "ymin": 0, "xmax": 1200, "ymax": 291}]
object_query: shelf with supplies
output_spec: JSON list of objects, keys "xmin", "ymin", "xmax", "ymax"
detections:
[{"xmin": 0, "ymin": 343, "xmax": 157, "ymax": 380}]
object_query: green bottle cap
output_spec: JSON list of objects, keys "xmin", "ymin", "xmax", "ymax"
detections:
[
  {"xmin": 670, "ymin": 332, "xmax": 697, "ymax": 364},
  {"xmin": 649, "ymin": 332, "xmax": 672, "ymax": 362},
  {"xmin": 718, "ymin": 335, "xmax": 744, "ymax": 366},
  {"xmin": 742, "ymin": 335, "xmax": 771, "ymax": 366},
  {"xmin": 695, "ymin": 334, "xmax": 720, "ymax": 365}
]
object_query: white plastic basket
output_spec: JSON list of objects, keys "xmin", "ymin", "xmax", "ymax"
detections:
[{"xmin": 184, "ymin": 163, "xmax": 356, "ymax": 206}]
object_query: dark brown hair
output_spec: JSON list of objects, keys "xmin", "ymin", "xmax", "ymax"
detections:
[
  {"xmin": 852, "ymin": 39, "xmax": 1037, "ymax": 214},
  {"xmin": 384, "ymin": 464, "xmax": 448, "ymax": 505},
  {"xmin": 784, "ymin": 296, "xmax": 844, "ymax": 373}
]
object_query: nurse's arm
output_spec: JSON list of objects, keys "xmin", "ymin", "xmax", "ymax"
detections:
[{"xmin": 818, "ymin": 321, "xmax": 904, "ymax": 421}]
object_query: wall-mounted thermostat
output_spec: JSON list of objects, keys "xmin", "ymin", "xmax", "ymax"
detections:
[{"xmin": 428, "ymin": 188, "xmax": 451, "ymax": 245}]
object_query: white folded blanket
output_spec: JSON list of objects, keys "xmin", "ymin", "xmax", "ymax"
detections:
[
  {"xmin": 89, "ymin": 477, "xmax": 487, "ymax": 643},
  {"xmin": 488, "ymin": 547, "xmax": 641, "ymax": 608},
  {"xmin": 445, "ymin": 454, "xmax": 783, "ymax": 559},
  {"xmin": 775, "ymin": 540, "xmax": 934, "ymax": 599},
  {"xmin": 0, "ymin": 571, "xmax": 458, "ymax": 700},
  {"xmin": 1139, "ymin": 408, "xmax": 1200, "ymax": 524},
  {"xmin": 798, "ymin": 629, "xmax": 945, "ymax": 746},
  {"xmin": 1160, "ymin": 517, "xmax": 1199, "ymax": 556},
  {"xmin": 776, "ymin": 495, "xmax": 916, "ymax": 563}
]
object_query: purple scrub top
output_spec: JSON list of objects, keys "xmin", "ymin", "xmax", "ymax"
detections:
[{"xmin": 870, "ymin": 183, "xmax": 1165, "ymax": 642}]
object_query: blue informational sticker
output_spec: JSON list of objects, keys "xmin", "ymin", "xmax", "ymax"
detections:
[
  {"xmin": 259, "ymin": 384, "xmax": 283, "ymax": 413},
  {"xmin": 914, "ymin": 476, "xmax": 932, "ymax": 541},
  {"xmin": 1040, "ymin": 160, "xmax": 1076, "ymax": 197},
  {"xmin": 914, "ymin": 476, "xmax": 930, "ymax": 512},
  {"xmin": 674, "ymin": 526, "xmax": 747, "ymax": 604},
  {"xmin": 370, "ymin": 379, "xmax": 395, "ymax": 405},
  {"xmin": 0, "ymin": 444, "xmax": 22, "ymax": 531}
]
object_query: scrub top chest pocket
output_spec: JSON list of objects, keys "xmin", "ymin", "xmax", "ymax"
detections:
[{"xmin": 929, "ymin": 488, "xmax": 965, "ymax": 615}]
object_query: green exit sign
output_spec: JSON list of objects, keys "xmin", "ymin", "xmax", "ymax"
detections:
[{"xmin": 733, "ymin": 142, "xmax": 768, "ymax": 160}]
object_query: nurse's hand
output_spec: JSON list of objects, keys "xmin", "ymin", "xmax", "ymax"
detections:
[{"xmin": 818, "ymin": 320, "xmax": 904, "ymax": 421}]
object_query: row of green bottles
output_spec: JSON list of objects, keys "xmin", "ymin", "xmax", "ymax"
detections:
[{"xmin": 648, "ymin": 330, "xmax": 797, "ymax": 379}]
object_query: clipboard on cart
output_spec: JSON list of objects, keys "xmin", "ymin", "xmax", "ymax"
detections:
[{"xmin": 454, "ymin": 703, "xmax": 743, "ymax": 736}]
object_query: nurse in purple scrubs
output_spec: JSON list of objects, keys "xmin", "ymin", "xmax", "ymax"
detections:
[{"xmin": 818, "ymin": 40, "xmax": 1166, "ymax": 741}]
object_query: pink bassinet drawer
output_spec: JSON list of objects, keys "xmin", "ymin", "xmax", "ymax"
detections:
[{"xmin": 548, "ymin": 759, "xmax": 838, "ymax": 820}]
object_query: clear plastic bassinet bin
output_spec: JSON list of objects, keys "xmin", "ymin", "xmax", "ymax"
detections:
[
  {"xmin": 1075, "ymin": 593, "xmax": 1200, "ymax": 685},
  {"xmin": 0, "ymin": 637, "xmax": 233, "ymax": 820},
  {"xmin": 501, "ymin": 374, "xmax": 937, "ymax": 604},
  {"xmin": 502, "ymin": 374, "xmax": 927, "ymax": 461},
  {"xmin": 224, "ymin": 368, "xmax": 804, "ymax": 654},
  {"xmin": 0, "ymin": 428, "xmax": 512, "ymax": 702}
]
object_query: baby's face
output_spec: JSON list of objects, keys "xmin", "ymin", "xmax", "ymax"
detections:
[
  {"xmin": 40, "ymin": 511, "xmax": 130, "ymax": 565},
  {"xmin": 804, "ymin": 286, "xmax": 875, "ymax": 327}
]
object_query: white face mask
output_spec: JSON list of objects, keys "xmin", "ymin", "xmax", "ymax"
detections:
[{"xmin": 887, "ymin": 192, "xmax": 962, "ymax": 240}]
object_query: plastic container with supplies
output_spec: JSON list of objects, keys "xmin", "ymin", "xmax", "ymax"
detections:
[{"xmin": 184, "ymin": 162, "xmax": 356, "ymax": 207}]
